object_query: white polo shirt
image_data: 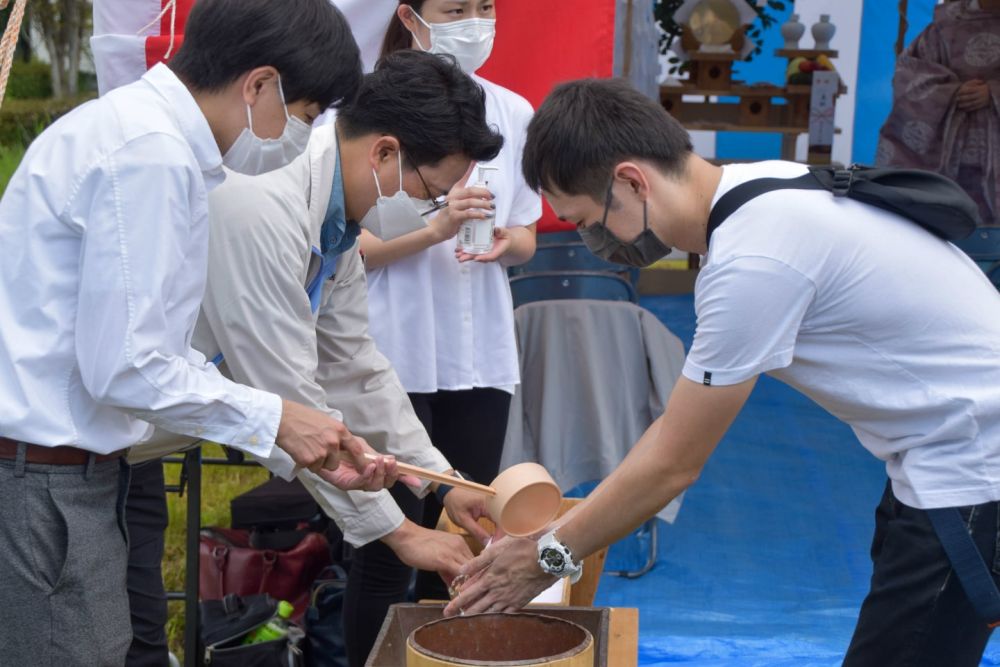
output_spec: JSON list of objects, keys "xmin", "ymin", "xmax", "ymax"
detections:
[
  {"xmin": 365, "ymin": 76, "xmax": 542, "ymax": 394},
  {"xmin": 684, "ymin": 160, "xmax": 1000, "ymax": 510}
]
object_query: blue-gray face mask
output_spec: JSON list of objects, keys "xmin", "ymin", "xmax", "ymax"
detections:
[{"xmin": 577, "ymin": 181, "xmax": 672, "ymax": 268}]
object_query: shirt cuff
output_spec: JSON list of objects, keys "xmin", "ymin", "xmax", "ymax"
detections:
[
  {"xmin": 401, "ymin": 445, "xmax": 452, "ymax": 499},
  {"xmin": 250, "ymin": 444, "xmax": 297, "ymax": 481},
  {"xmin": 230, "ymin": 389, "xmax": 282, "ymax": 459},
  {"xmin": 340, "ymin": 490, "xmax": 407, "ymax": 547}
]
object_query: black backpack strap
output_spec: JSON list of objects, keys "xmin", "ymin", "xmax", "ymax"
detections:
[
  {"xmin": 707, "ymin": 172, "xmax": 831, "ymax": 246},
  {"xmin": 927, "ymin": 507, "xmax": 1000, "ymax": 628}
]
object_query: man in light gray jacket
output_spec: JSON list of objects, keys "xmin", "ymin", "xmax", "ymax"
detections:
[{"xmin": 125, "ymin": 50, "xmax": 507, "ymax": 664}]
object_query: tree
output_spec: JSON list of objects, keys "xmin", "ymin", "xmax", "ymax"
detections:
[{"xmin": 30, "ymin": 0, "xmax": 90, "ymax": 98}]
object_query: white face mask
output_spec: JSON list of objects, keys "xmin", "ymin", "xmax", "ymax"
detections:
[
  {"xmin": 359, "ymin": 151, "xmax": 430, "ymax": 241},
  {"xmin": 409, "ymin": 10, "xmax": 496, "ymax": 73},
  {"xmin": 222, "ymin": 75, "xmax": 313, "ymax": 176}
]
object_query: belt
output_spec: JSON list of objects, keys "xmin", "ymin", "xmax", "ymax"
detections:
[{"xmin": 0, "ymin": 437, "xmax": 126, "ymax": 465}]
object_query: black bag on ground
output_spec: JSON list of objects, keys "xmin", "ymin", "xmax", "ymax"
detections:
[
  {"xmin": 304, "ymin": 565, "xmax": 349, "ymax": 667},
  {"xmin": 231, "ymin": 477, "xmax": 324, "ymax": 533},
  {"xmin": 707, "ymin": 165, "xmax": 982, "ymax": 245},
  {"xmin": 199, "ymin": 593, "xmax": 305, "ymax": 666}
]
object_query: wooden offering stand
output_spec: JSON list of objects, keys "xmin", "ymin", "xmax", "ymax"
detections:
[{"xmin": 661, "ymin": 45, "xmax": 846, "ymax": 163}]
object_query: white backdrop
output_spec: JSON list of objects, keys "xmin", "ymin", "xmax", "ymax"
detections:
[{"xmin": 91, "ymin": 0, "xmax": 400, "ymax": 94}]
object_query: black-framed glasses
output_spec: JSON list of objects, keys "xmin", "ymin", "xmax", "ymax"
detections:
[
  {"xmin": 410, "ymin": 159, "xmax": 448, "ymax": 217},
  {"xmin": 418, "ymin": 195, "xmax": 448, "ymax": 217}
]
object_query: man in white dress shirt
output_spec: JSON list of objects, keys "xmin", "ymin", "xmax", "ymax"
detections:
[{"xmin": 0, "ymin": 1, "xmax": 401, "ymax": 664}]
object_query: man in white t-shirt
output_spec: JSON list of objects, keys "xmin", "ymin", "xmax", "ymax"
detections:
[{"xmin": 446, "ymin": 78, "xmax": 1000, "ymax": 666}]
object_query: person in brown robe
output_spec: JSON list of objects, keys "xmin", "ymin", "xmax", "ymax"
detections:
[{"xmin": 877, "ymin": 0, "xmax": 1000, "ymax": 224}]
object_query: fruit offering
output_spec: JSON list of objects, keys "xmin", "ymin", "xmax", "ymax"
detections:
[{"xmin": 786, "ymin": 55, "xmax": 836, "ymax": 85}]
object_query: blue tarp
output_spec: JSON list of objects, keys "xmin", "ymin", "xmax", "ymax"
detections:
[{"xmin": 591, "ymin": 294, "xmax": 1000, "ymax": 666}]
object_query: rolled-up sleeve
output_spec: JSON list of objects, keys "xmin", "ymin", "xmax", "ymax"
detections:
[
  {"xmin": 73, "ymin": 134, "xmax": 280, "ymax": 458},
  {"xmin": 297, "ymin": 470, "xmax": 406, "ymax": 548}
]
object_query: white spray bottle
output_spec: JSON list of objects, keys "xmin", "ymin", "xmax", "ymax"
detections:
[{"xmin": 458, "ymin": 165, "xmax": 499, "ymax": 255}]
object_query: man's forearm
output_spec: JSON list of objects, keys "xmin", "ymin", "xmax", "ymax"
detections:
[{"xmin": 554, "ymin": 415, "xmax": 691, "ymax": 561}]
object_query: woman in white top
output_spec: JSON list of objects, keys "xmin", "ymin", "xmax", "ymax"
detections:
[{"xmin": 349, "ymin": 0, "xmax": 541, "ymax": 661}]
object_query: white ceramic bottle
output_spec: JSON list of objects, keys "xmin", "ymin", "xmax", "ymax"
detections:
[
  {"xmin": 781, "ymin": 14, "xmax": 806, "ymax": 50},
  {"xmin": 811, "ymin": 14, "xmax": 836, "ymax": 51}
]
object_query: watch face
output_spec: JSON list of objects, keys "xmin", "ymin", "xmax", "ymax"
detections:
[{"xmin": 541, "ymin": 547, "xmax": 566, "ymax": 572}]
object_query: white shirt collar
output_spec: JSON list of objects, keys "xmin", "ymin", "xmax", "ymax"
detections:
[{"xmin": 141, "ymin": 63, "xmax": 225, "ymax": 184}]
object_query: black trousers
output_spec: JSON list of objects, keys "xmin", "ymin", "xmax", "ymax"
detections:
[
  {"xmin": 342, "ymin": 387, "xmax": 511, "ymax": 667},
  {"xmin": 124, "ymin": 459, "xmax": 170, "ymax": 667},
  {"xmin": 843, "ymin": 480, "xmax": 998, "ymax": 666}
]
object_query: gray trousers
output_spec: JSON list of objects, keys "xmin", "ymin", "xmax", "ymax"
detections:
[{"xmin": 0, "ymin": 453, "xmax": 132, "ymax": 666}]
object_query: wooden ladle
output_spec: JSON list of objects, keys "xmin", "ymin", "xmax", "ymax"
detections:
[
  {"xmin": 363, "ymin": 452, "xmax": 496, "ymax": 496},
  {"xmin": 363, "ymin": 455, "xmax": 562, "ymax": 537}
]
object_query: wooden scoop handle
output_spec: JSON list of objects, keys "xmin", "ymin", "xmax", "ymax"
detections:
[{"xmin": 362, "ymin": 453, "xmax": 497, "ymax": 497}]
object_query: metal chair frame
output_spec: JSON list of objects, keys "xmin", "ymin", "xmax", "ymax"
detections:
[{"xmin": 509, "ymin": 270, "xmax": 638, "ymax": 309}]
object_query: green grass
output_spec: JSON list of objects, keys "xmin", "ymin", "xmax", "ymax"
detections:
[
  {"xmin": 0, "ymin": 143, "xmax": 25, "ymax": 194},
  {"xmin": 163, "ymin": 446, "xmax": 271, "ymax": 660}
]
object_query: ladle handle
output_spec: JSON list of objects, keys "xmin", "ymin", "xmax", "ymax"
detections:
[{"xmin": 362, "ymin": 453, "xmax": 497, "ymax": 497}]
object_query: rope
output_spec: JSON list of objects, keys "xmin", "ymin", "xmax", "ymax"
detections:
[
  {"xmin": 0, "ymin": 0, "xmax": 27, "ymax": 111},
  {"xmin": 895, "ymin": 0, "xmax": 909, "ymax": 58},
  {"xmin": 137, "ymin": 0, "xmax": 178, "ymax": 60}
]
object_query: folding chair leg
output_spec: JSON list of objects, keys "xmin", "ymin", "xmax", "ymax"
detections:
[
  {"xmin": 606, "ymin": 518, "xmax": 658, "ymax": 579},
  {"xmin": 183, "ymin": 448, "xmax": 202, "ymax": 667}
]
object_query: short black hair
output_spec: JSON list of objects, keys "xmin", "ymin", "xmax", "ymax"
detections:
[
  {"xmin": 169, "ymin": 0, "xmax": 362, "ymax": 110},
  {"xmin": 338, "ymin": 50, "xmax": 504, "ymax": 168},
  {"xmin": 523, "ymin": 78, "xmax": 694, "ymax": 200}
]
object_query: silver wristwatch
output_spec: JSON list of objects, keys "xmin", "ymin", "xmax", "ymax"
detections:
[{"xmin": 537, "ymin": 530, "xmax": 583, "ymax": 583}]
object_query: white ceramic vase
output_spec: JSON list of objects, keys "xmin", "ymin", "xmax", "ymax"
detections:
[
  {"xmin": 781, "ymin": 14, "xmax": 806, "ymax": 50},
  {"xmin": 811, "ymin": 14, "xmax": 836, "ymax": 51}
]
